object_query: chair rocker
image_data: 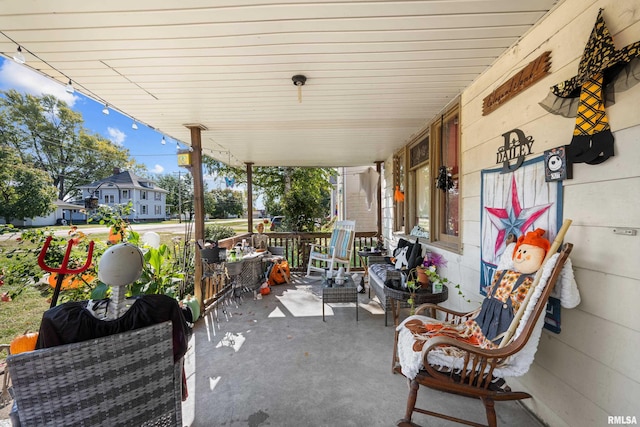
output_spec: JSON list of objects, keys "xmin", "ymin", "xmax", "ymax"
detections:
[
  {"xmin": 395, "ymin": 242, "xmax": 573, "ymax": 427},
  {"xmin": 306, "ymin": 220, "xmax": 356, "ymax": 277}
]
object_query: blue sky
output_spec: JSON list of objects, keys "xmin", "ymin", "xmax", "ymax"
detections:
[{"xmin": 0, "ymin": 56, "xmax": 193, "ymax": 178}]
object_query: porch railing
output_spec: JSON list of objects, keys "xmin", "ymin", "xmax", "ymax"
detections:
[
  {"xmin": 219, "ymin": 231, "xmax": 379, "ymax": 271},
  {"xmin": 200, "ymin": 231, "xmax": 380, "ymax": 313}
]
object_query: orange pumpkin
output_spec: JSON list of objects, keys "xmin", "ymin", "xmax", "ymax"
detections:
[
  {"xmin": 10, "ymin": 332, "xmax": 39, "ymax": 355},
  {"xmin": 48, "ymin": 273, "xmax": 96, "ymax": 290}
]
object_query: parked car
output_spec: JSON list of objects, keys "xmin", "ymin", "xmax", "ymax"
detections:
[{"xmin": 270, "ymin": 216, "xmax": 285, "ymax": 231}]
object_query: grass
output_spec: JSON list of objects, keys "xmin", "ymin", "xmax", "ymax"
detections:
[{"xmin": 0, "ymin": 218, "xmax": 259, "ymax": 361}]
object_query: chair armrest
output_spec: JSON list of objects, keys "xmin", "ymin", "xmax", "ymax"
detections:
[
  {"xmin": 414, "ymin": 304, "xmax": 476, "ymax": 323},
  {"xmin": 309, "ymin": 243, "xmax": 331, "ymax": 253},
  {"xmin": 421, "ymin": 335, "xmax": 516, "ymax": 377},
  {"xmin": 368, "ymin": 255, "xmax": 388, "ymax": 265}
]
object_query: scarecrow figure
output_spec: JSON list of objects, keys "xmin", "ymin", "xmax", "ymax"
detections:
[{"xmin": 539, "ymin": 9, "xmax": 640, "ymax": 165}]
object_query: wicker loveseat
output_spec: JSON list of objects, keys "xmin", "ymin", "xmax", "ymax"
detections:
[{"xmin": 7, "ymin": 321, "xmax": 182, "ymax": 427}]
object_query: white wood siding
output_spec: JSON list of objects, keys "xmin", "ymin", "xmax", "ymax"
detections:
[{"xmin": 382, "ymin": 0, "xmax": 640, "ymax": 424}]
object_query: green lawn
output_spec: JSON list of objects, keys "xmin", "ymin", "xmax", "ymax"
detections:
[{"xmin": 0, "ymin": 218, "xmax": 258, "ymax": 361}]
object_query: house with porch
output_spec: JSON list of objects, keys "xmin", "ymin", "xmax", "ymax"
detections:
[{"xmin": 2, "ymin": 0, "xmax": 638, "ymax": 425}]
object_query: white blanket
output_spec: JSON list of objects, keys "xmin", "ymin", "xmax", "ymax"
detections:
[{"xmin": 397, "ymin": 251, "xmax": 579, "ymax": 379}]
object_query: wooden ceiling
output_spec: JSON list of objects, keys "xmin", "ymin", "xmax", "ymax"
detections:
[{"xmin": 0, "ymin": 0, "xmax": 558, "ymax": 167}]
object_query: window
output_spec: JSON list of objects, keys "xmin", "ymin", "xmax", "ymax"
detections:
[
  {"xmin": 155, "ymin": 206, "xmax": 162, "ymax": 215},
  {"xmin": 122, "ymin": 190, "xmax": 129, "ymax": 199},
  {"xmin": 397, "ymin": 101, "xmax": 461, "ymax": 251},
  {"xmin": 393, "ymin": 151, "xmax": 406, "ymax": 233},
  {"xmin": 103, "ymin": 194, "xmax": 114, "ymax": 204},
  {"xmin": 141, "ymin": 191, "xmax": 147, "ymax": 200},
  {"xmin": 431, "ymin": 105, "xmax": 460, "ymax": 247},
  {"xmin": 154, "ymin": 192, "xmax": 162, "ymax": 201},
  {"xmin": 141, "ymin": 205, "xmax": 148, "ymax": 214}
]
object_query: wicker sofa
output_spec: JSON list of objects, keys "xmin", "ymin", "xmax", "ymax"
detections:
[
  {"xmin": 368, "ymin": 237, "xmax": 434, "ymax": 326},
  {"xmin": 7, "ymin": 321, "xmax": 182, "ymax": 427}
]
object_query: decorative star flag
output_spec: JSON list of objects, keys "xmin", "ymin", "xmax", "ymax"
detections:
[
  {"xmin": 539, "ymin": 8, "xmax": 640, "ymax": 165},
  {"xmin": 480, "ymin": 157, "xmax": 563, "ymax": 293}
]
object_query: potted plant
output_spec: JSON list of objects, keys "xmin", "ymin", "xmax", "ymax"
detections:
[{"xmin": 415, "ymin": 252, "xmax": 447, "ymax": 288}]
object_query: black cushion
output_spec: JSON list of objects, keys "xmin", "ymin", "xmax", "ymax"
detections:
[{"xmin": 407, "ymin": 241, "xmax": 423, "ymax": 271}]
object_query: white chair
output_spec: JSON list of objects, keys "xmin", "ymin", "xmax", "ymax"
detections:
[{"xmin": 306, "ymin": 220, "xmax": 356, "ymax": 277}]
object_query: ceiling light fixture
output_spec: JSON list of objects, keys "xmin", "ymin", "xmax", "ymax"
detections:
[
  {"xmin": 102, "ymin": 104, "xmax": 109, "ymax": 115},
  {"xmin": 292, "ymin": 74, "xmax": 307, "ymax": 103},
  {"xmin": 65, "ymin": 79, "xmax": 74, "ymax": 94},
  {"xmin": 13, "ymin": 46, "xmax": 25, "ymax": 64},
  {"xmin": 131, "ymin": 121, "xmax": 138, "ymax": 130}
]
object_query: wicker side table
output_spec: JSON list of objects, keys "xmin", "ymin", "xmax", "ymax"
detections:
[
  {"xmin": 385, "ymin": 284, "xmax": 449, "ymax": 372},
  {"xmin": 322, "ymin": 276, "xmax": 358, "ymax": 321}
]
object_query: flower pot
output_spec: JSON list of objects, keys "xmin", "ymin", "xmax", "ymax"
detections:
[{"xmin": 416, "ymin": 266, "xmax": 430, "ymax": 288}]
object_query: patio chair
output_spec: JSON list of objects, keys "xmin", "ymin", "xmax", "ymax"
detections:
[
  {"xmin": 7, "ymin": 321, "xmax": 182, "ymax": 427},
  {"xmin": 306, "ymin": 220, "xmax": 356, "ymax": 277},
  {"xmin": 395, "ymin": 242, "xmax": 573, "ymax": 427}
]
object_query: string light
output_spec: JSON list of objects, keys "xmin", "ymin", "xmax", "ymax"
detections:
[
  {"xmin": 131, "ymin": 121, "xmax": 138, "ymax": 130},
  {"xmin": 161, "ymin": 136, "xmax": 166, "ymax": 145},
  {"xmin": 65, "ymin": 79, "xmax": 74, "ymax": 94},
  {"xmin": 102, "ymin": 104, "xmax": 109, "ymax": 115},
  {"xmin": 13, "ymin": 46, "xmax": 25, "ymax": 64}
]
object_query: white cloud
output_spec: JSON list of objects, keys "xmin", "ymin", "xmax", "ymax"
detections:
[
  {"xmin": 107, "ymin": 127, "xmax": 126, "ymax": 146},
  {"xmin": 151, "ymin": 164, "xmax": 165, "ymax": 174},
  {"xmin": 0, "ymin": 59, "xmax": 77, "ymax": 106}
]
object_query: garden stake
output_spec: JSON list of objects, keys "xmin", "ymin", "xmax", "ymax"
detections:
[{"xmin": 38, "ymin": 236, "xmax": 95, "ymax": 308}]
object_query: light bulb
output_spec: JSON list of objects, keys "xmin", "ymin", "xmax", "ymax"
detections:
[
  {"xmin": 65, "ymin": 79, "xmax": 74, "ymax": 93},
  {"xmin": 161, "ymin": 136, "xmax": 166, "ymax": 145},
  {"xmin": 13, "ymin": 46, "xmax": 25, "ymax": 64},
  {"xmin": 102, "ymin": 104, "xmax": 109, "ymax": 115},
  {"xmin": 132, "ymin": 121, "xmax": 138, "ymax": 130}
]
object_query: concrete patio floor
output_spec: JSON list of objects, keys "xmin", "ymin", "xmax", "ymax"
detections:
[{"xmin": 181, "ymin": 274, "xmax": 545, "ymax": 427}]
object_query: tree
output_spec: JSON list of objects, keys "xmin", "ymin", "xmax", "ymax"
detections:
[
  {"xmin": 0, "ymin": 145, "xmax": 57, "ymax": 223},
  {"xmin": 155, "ymin": 172, "xmax": 193, "ymax": 219},
  {"xmin": 208, "ymin": 188, "xmax": 244, "ymax": 219},
  {"xmin": 202, "ymin": 158, "xmax": 334, "ymax": 231},
  {"xmin": 0, "ymin": 90, "xmax": 141, "ymax": 201}
]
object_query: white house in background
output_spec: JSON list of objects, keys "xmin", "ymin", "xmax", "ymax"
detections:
[
  {"xmin": 2, "ymin": 200, "xmax": 84, "ymax": 227},
  {"xmin": 79, "ymin": 169, "xmax": 168, "ymax": 222}
]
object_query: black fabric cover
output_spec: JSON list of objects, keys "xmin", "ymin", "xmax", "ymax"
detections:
[
  {"xmin": 407, "ymin": 241, "xmax": 423, "ymax": 271},
  {"xmin": 36, "ymin": 294, "xmax": 190, "ymax": 362}
]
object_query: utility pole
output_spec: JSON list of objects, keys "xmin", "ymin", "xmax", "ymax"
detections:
[{"xmin": 177, "ymin": 170, "xmax": 183, "ymax": 223}]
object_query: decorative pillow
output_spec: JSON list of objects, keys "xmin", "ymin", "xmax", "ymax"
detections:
[
  {"xmin": 393, "ymin": 238, "xmax": 413, "ymax": 257},
  {"xmin": 407, "ymin": 241, "xmax": 423, "ymax": 271},
  {"xmin": 394, "ymin": 246, "xmax": 409, "ymax": 269}
]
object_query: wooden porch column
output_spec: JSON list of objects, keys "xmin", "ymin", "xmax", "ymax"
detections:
[
  {"xmin": 375, "ymin": 161, "xmax": 383, "ymax": 239},
  {"xmin": 185, "ymin": 123, "xmax": 207, "ymax": 313},
  {"xmin": 246, "ymin": 162, "xmax": 254, "ymax": 233}
]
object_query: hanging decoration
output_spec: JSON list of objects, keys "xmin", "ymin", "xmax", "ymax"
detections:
[
  {"xmin": 435, "ymin": 166, "xmax": 454, "ymax": 192},
  {"xmin": 358, "ymin": 167, "xmax": 380, "ymax": 210},
  {"xmin": 224, "ymin": 177, "xmax": 235, "ymax": 188},
  {"xmin": 539, "ymin": 9, "xmax": 640, "ymax": 165}
]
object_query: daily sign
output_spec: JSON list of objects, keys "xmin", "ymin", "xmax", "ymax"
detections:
[{"xmin": 496, "ymin": 128, "xmax": 534, "ymax": 173}]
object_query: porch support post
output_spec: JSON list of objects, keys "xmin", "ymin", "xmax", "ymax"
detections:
[
  {"xmin": 185, "ymin": 123, "xmax": 207, "ymax": 314},
  {"xmin": 246, "ymin": 162, "xmax": 254, "ymax": 233},
  {"xmin": 375, "ymin": 161, "xmax": 383, "ymax": 239}
]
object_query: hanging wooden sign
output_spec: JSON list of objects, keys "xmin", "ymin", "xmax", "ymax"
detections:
[{"xmin": 482, "ymin": 51, "xmax": 551, "ymax": 116}]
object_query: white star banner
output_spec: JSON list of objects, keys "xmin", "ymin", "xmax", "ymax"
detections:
[{"xmin": 480, "ymin": 157, "xmax": 563, "ymax": 293}]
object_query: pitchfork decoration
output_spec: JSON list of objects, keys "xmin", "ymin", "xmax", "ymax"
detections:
[{"xmin": 38, "ymin": 236, "xmax": 95, "ymax": 308}]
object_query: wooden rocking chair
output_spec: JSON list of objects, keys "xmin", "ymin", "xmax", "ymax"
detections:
[{"xmin": 395, "ymin": 242, "xmax": 573, "ymax": 427}]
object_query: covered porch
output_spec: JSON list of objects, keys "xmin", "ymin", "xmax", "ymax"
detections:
[{"xmin": 181, "ymin": 273, "xmax": 543, "ymax": 427}]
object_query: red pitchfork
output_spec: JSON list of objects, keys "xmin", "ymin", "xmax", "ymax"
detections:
[{"xmin": 38, "ymin": 236, "xmax": 95, "ymax": 308}]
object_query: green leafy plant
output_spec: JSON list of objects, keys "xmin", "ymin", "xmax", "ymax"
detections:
[{"xmin": 205, "ymin": 223, "xmax": 236, "ymax": 242}]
